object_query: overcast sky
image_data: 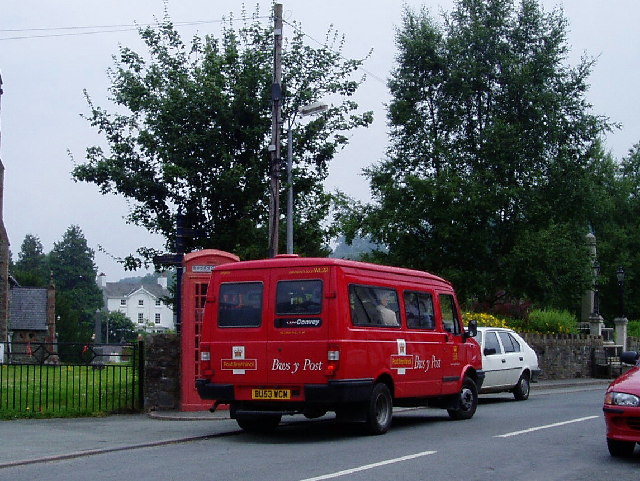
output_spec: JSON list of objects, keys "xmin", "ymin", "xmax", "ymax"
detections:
[{"xmin": 1, "ymin": 0, "xmax": 638, "ymax": 281}]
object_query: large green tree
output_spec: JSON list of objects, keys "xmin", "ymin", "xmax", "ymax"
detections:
[
  {"xmin": 592, "ymin": 143, "xmax": 640, "ymax": 320},
  {"xmin": 72, "ymin": 7, "xmax": 372, "ymax": 266},
  {"xmin": 13, "ymin": 234, "xmax": 49, "ymax": 287},
  {"xmin": 49, "ymin": 225, "xmax": 103, "ymax": 343},
  {"xmin": 337, "ymin": 0, "xmax": 612, "ymax": 311}
]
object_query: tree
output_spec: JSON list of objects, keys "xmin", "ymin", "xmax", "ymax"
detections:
[
  {"xmin": 49, "ymin": 225, "xmax": 103, "ymax": 343},
  {"xmin": 72, "ymin": 6, "xmax": 372, "ymax": 267},
  {"xmin": 337, "ymin": 0, "xmax": 612, "ymax": 311},
  {"xmin": 101, "ymin": 311, "xmax": 137, "ymax": 343},
  {"xmin": 13, "ymin": 234, "xmax": 49, "ymax": 287},
  {"xmin": 591, "ymin": 143, "xmax": 640, "ymax": 320}
]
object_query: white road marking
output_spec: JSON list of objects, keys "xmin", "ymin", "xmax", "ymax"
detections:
[
  {"xmin": 298, "ymin": 450, "xmax": 438, "ymax": 481},
  {"xmin": 495, "ymin": 415, "xmax": 599, "ymax": 438}
]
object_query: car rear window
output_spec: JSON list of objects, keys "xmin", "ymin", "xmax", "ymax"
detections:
[
  {"xmin": 218, "ymin": 282, "xmax": 263, "ymax": 327},
  {"xmin": 484, "ymin": 331, "xmax": 502, "ymax": 355},
  {"xmin": 499, "ymin": 332, "xmax": 521, "ymax": 353}
]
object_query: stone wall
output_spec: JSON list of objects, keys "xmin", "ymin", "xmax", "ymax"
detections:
[
  {"xmin": 140, "ymin": 333, "xmax": 632, "ymax": 412},
  {"xmin": 628, "ymin": 336, "xmax": 640, "ymax": 352},
  {"xmin": 521, "ymin": 333, "xmax": 604, "ymax": 380},
  {"xmin": 144, "ymin": 334, "xmax": 180, "ymax": 411}
]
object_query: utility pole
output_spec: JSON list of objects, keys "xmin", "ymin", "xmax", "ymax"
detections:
[
  {"xmin": 267, "ymin": 3, "xmax": 283, "ymax": 258},
  {"xmin": 0, "ymin": 71, "xmax": 8, "ymax": 347}
]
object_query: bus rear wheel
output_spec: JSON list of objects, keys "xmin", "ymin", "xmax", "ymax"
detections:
[
  {"xmin": 364, "ymin": 383, "xmax": 393, "ymax": 435},
  {"xmin": 236, "ymin": 413, "xmax": 282, "ymax": 434}
]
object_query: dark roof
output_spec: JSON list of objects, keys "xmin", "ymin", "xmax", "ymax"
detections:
[
  {"xmin": 9, "ymin": 287, "xmax": 48, "ymax": 331},
  {"xmin": 102, "ymin": 282, "xmax": 169, "ymax": 300}
]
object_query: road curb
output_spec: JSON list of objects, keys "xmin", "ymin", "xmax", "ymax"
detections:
[
  {"xmin": 0, "ymin": 435, "xmax": 218, "ymax": 470},
  {"xmin": 148, "ymin": 410, "xmax": 231, "ymax": 421},
  {"xmin": 534, "ymin": 379, "xmax": 611, "ymax": 390}
]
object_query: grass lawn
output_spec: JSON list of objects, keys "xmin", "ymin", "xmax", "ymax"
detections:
[{"xmin": 0, "ymin": 363, "xmax": 140, "ymax": 419}]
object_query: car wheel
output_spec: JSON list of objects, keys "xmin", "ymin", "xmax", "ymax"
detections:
[
  {"xmin": 513, "ymin": 372, "xmax": 530, "ymax": 401},
  {"xmin": 607, "ymin": 438, "xmax": 636, "ymax": 457},
  {"xmin": 364, "ymin": 383, "xmax": 393, "ymax": 435},
  {"xmin": 236, "ymin": 413, "xmax": 282, "ymax": 434},
  {"xmin": 448, "ymin": 376, "xmax": 478, "ymax": 420}
]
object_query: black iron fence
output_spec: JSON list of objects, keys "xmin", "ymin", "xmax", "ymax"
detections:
[{"xmin": 0, "ymin": 341, "xmax": 144, "ymax": 417}]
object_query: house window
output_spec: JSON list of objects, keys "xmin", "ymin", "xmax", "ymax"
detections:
[
  {"xmin": 138, "ymin": 299, "xmax": 144, "ymax": 306},
  {"xmin": 155, "ymin": 313, "xmax": 161, "ymax": 324},
  {"xmin": 138, "ymin": 313, "xmax": 144, "ymax": 323},
  {"xmin": 155, "ymin": 299, "xmax": 161, "ymax": 306},
  {"xmin": 120, "ymin": 299, "xmax": 126, "ymax": 306}
]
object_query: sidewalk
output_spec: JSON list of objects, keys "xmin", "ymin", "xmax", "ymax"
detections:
[
  {"xmin": 0, "ymin": 377, "xmax": 611, "ymax": 469},
  {"xmin": 0, "ymin": 413, "xmax": 237, "ymax": 469}
]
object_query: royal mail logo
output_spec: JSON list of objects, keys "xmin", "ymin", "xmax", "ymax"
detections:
[
  {"xmin": 394, "ymin": 339, "xmax": 409, "ymax": 374},
  {"xmin": 224, "ymin": 345, "xmax": 256, "ymax": 373},
  {"xmin": 221, "ymin": 359, "xmax": 257, "ymax": 370},
  {"xmin": 391, "ymin": 355, "xmax": 414, "ymax": 369}
]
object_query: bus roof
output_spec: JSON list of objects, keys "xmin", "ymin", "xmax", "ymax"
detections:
[{"xmin": 211, "ymin": 255, "xmax": 451, "ymax": 286}]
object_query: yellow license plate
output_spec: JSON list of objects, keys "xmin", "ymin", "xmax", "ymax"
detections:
[{"xmin": 251, "ymin": 389, "xmax": 291, "ymax": 400}]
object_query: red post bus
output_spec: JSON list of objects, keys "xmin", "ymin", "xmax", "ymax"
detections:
[{"xmin": 196, "ymin": 255, "xmax": 483, "ymax": 434}]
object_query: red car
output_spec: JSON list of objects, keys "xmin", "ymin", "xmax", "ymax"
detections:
[{"xmin": 603, "ymin": 351, "xmax": 640, "ymax": 457}]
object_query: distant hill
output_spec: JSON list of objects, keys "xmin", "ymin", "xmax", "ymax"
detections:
[
  {"xmin": 118, "ymin": 271, "xmax": 175, "ymax": 286},
  {"xmin": 118, "ymin": 273, "xmax": 160, "ymax": 284},
  {"xmin": 330, "ymin": 236, "xmax": 386, "ymax": 260}
]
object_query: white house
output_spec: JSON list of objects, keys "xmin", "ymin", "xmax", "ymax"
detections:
[{"xmin": 97, "ymin": 273, "xmax": 174, "ymax": 333}]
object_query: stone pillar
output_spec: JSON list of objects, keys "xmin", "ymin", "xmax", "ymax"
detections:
[
  {"xmin": 614, "ymin": 317, "xmax": 628, "ymax": 350},
  {"xmin": 589, "ymin": 313, "xmax": 604, "ymax": 337},
  {"xmin": 144, "ymin": 334, "xmax": 180, "ymax": 411},
  {"xmin": 45, "ymin": 282, "xmax": 59, "ymax": 364}
]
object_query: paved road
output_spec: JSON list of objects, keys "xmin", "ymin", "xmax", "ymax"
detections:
[
  {"xmin": 3, "ymin": 379, "xmax": 638, "ymax": 481},
  {"xmin": 0, "ymin": 378, "xmax": 610, "ymax": 469}
]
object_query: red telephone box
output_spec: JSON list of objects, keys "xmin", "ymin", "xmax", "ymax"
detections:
[{"xmin": 180, "ymin": 249, "xmax": 239, "ymax": 411}]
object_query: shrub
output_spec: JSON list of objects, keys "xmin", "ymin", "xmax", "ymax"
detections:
[
  {"xmin": 628, "ymin": 321, "xmax": 640, "ymax": 338},
  {"xmin": 525, "ymin": 309, "xmax": 578, "ymax": 334},
  {"xmin": 462, "ymin": 312, "xmax": 508, "ymax": 328}
]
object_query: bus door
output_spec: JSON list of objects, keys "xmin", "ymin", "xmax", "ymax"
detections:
[
  {"xmin": 400, "ymin": 289, "xmax": 444, "ymax": 396},
  {"xmin": 265, "ymin": 267, "xmax": 332, "ymax": 387},
  {"xmin": 210, "ymin": 269, "xmax": 271, "ymax": 393},
  {"xmin": 437, "ymin": 292, "xmax": 467, "ymax": 394}
]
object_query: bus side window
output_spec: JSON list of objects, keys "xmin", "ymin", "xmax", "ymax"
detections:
[
  {"xmin": 438, "ymin": 294, "xmax": 461, "ymax": 335},
  {"xmin": 349, "ymin": 284, "xmax": 400, "ymax": 327},
  {"xmin": 404, "ymin": 291, "xmax": 435, "ymax": 329}
]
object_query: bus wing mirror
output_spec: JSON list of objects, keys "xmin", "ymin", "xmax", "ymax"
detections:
[{"xmin": 465, "ymin": 319, "xmax": 478, "ymax": 339}]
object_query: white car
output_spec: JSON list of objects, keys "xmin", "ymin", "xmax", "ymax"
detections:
[{"xmin": 473, "ymin": 327, "xmax": 541, "ymax": 400}]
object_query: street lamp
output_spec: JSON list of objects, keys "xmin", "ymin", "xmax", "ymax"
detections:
[
  {"xmin": 286, "ymin": 102, "xmax": 328, "ymax": 254},
  {"xmin": 616, "ymin": 266, "xmax": 625, "ymax": 318}
]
